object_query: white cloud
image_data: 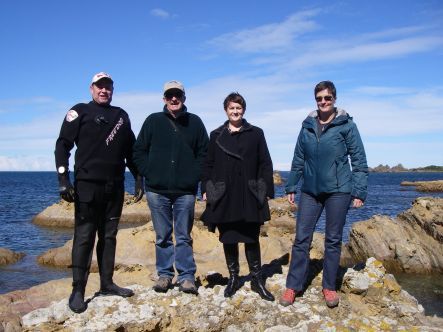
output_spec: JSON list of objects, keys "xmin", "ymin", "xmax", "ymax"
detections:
[
  {"xmin": 207, "ymin": 10, "xmax": 320, "ymax": 54},
  {"xmin": 288, "ymin": 36, "xmax": 443, "ymax": 68},
  {"xmin": 206, "ymin": 10, "xmax": 443, "ymax": 72},
  {"xmin": 0, "ymin": 155, "xmax": 53, "ymax": 171},
  {"xmin": 150, "ymin": 8, "xmax": 171, "ymax": 19}
]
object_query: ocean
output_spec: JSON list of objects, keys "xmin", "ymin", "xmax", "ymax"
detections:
[{"xmin": 1, "ymin": 171, "xmax": 442, "ymax": 316}]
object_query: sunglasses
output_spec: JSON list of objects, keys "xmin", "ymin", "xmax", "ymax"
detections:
[
  {"xmin": 164, "ymin": 90, "xmax": 184, "ymax": 99},
  {"xmin": 315, "ymin": 95, "xmax": 334, "ymax": 102}
]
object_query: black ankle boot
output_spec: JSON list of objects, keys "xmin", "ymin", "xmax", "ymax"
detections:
[
  {"xmin": 245, "ymin": 243, "xmax": 275, "ymax": 302},
  {"xmin": 225, "ymin": 274, "xmax": 240, "ymax": 298},
  {"xmin": 250, "ymin": 274, "xmax": 275, "ymax": 301},
  {"xmin": 69, "ymin": 281, "xmax": 87, "ymax": 313},
  {"xmin": 223, "ymin": 244, "xmax": 240, "ymax": 298}
]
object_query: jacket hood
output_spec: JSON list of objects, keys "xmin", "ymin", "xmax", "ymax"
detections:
[{"xmin": 303, "ymin": 108, "xmax": 351, "ymax": 129}]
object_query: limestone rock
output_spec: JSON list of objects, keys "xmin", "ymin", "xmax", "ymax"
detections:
[
  {"xmin": 398, "ymin": 197, "xmax": 443, "ymax": 242},
  {"xmin": 273, "ymin": 171, "xmax": 283, "ymax": 185},
  {"xmin": 0, "ymin": 247, "xmax": 24, "ymax": 266},
  {"xmin": 347, "ymin": 198, "xmax": 443, "ymax": 273},
  {"xmin": 401, "ymin": 180, "xmax": 443, "ymax": 192},
  {"xmin": 35, "ymin": 221, "xmax": 294, "ymax": 277},
  {"xmin": 32, "ymin": 193, "xmax": 150, "ymax": 228},
  {"xmin": 19, "ymin": 258, "xmax": 443, "ymax": 332}
]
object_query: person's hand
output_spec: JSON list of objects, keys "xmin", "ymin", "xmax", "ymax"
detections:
[
  {"xmin": 58, "ymin": 173, "xmax": 75, "ymax": 203},
  {"xmin": 134, "ymin": 175, "xmax": 144, "ymax": 203},
  {"xmin": 287, "ymin": 192, "xmax": 295, "ymax": 205},
  {"xmin": 202, "ymin": 192, "xmax": 207, "ymax": 201},
  {"xmin": 352, "ymin": 198, "xmax": 364, "ymax": 208}
]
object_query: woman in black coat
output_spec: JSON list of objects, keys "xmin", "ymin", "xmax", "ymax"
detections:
[{"xmin": 201, "ymin": 92, "xmax": 274, "ymax": 301}]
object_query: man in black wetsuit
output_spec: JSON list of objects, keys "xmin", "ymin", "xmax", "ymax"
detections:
[{"xmin": 54, "ymin": 72, "xmax": 144, "ymax": 313}]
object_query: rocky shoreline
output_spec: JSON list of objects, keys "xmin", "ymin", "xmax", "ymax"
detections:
[
  {"xmin": 20, "ymin": 258, "xmax": 443, "ymax": 331},
  {"xmin": 1, "ymin": 190, "xmax": 443, "ymax": 330}
]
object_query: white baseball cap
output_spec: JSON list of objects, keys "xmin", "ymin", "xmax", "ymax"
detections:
[{"xmin": 91, "ymin": 72, "xmax": 113, "ymax": 84}]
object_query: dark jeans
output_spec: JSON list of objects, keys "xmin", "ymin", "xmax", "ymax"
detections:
[
  {"xmin": 286, "ymin": 192, "xmax": 351, "ymax": 291},
  {"xmin": 72, "ymin": 180, "xmax": 124, "ymax": 286}
]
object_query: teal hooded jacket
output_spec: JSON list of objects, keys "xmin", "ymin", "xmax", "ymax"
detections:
[{"xmin": 285, "ymin": 108, "xmax": 368, "ymax": 201}]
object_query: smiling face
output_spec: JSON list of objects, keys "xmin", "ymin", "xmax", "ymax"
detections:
[
  {"xmin": 90, "ymin": 79, "xmax": 113, "ymax": 105},
  {"xmin": 163, "ymin": 88, "xmax": 186, "ymax": 116},
  {"xmin": 315, "ymin": 88, "xmax": 336, "ymax": 115},
  {"xmin": 225, "ymin": 101, "xmax": 244, "ymax": 126}
]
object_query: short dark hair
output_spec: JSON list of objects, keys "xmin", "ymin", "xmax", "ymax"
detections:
[
  {"xmin": 314, "ymin": 81, "xmax": 336, "ymax": 99},
  {"xmin": 223, "ymin": 92, "xmax": 246, "ymax": 111}
]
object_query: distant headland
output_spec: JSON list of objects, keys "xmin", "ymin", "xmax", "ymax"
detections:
[{"xmin": 369, "ymin": 164, "xmax": 443, "ymax": 172}]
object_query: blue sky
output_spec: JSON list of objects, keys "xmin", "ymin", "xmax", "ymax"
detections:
[{"xmin": 1, "ymin": 0, "xmax": 442, "ymax": 171}]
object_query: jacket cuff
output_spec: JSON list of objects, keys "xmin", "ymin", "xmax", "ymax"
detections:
[
  {"xmin": 351, "ymin": 189, "xmax": 367, "ymax": 201},
  {"xmin": 285, "ymin": 185, "xmax": 297, "ymax": 194}
]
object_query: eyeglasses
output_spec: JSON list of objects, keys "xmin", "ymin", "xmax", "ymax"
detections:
[
  {"xmin": 315, "ymin": 95, "xmax": 334, "ymax": 102},
  {"xmin": 164, "ymin": 90, "xmax": 184, "ymax": 100}
]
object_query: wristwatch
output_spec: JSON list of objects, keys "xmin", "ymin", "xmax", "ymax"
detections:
[{"xmin": 57, "ymin": 166, "xmax": 66, "ymax": 174}]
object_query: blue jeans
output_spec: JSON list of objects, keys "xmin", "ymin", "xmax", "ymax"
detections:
[
  {"xmin": 146, "ymin": 191, "xmax": 196, "ymax": 282},
  {"xmin": 286, "ymin": 192, "xmax": 351, "ymax": 291}
]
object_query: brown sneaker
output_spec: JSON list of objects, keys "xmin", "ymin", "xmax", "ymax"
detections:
[
  {"xmin": 279, "ymin": 288, "xmax": 297, "ymax": 306},
  {"xmin": 179, "ymin": 279, "xmax": 198, "ymax": 295},
  {"xmin": 322, "ymin": 289, "xmax": 339, "ymax": 308},
  {"xmin": 153, "ymin": 277, "xmax": 172, "ymax": 293}
]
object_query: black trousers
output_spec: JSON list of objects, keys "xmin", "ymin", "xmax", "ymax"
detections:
[{"xmin": 72, "ymin": 180, "xmax": 124, "ymax": 285}]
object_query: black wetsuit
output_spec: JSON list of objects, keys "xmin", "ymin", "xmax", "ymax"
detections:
[{"xmin": 55, "ymin": 100, "xmax": 137, "ymax": 286}]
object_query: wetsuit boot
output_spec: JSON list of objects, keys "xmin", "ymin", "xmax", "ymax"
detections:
[{"xmin": 69, "ymin": 281, "xmax": 87, "ymax": 313}]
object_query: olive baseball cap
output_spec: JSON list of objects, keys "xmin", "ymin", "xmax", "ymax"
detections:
[{"xmin": 163, "ymin": 80, "xmax": 185, "ymax": 94}]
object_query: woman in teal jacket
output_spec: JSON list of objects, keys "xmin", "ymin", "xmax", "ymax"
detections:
[{"xmin": 280, "ymin": 81, "xmax": 368, "ymax": 308}]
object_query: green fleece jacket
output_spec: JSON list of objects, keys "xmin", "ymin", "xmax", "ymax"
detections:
[{"xmin": 133, "ymin": 106, "xmax": 209, "ymax": 195}]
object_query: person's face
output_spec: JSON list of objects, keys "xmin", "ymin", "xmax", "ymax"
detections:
[
  {"xmin": 163, "ymin": 89, "xmax": 186, "ymax": 115},
  {"xmin": 90, "ymin": 80, "xmax": 113, "ymax": 105},
  {"xmin": 315, "ymin": 88, "xmax": 335, "ymax": 114},
  {"xmin": 225, "ymin": 101, "xmax": 244, "ymax": 125}
]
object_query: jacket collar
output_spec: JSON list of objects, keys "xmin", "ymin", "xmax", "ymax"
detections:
[
  {"xmin": 213, "ymin": 119, "xmax": 252, "ymax": 135},
  {"xmin": 163, "ymin": 105, "xmax": 188, "ymax": 119},
  {"xmin": 213, "ymin": 119, "xmax": 253, "ymax": 160}
]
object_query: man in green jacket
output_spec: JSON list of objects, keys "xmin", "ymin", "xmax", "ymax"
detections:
[{"xmin": 133, "ymin": 80, "xmax": 208, "ymax": 294}]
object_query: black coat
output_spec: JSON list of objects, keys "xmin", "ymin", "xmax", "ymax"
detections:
[{"xmin": 200, "ymin": 120, "xmax": 274, "ymax": 225}]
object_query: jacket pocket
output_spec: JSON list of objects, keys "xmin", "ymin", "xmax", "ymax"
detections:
[
  {"xmin": 248, "ymin": 178, "xmax": 267, "ymax": 207},
  {"xmin": 206, "ymin": 180, "xmax": 226, "ymax": 210}
]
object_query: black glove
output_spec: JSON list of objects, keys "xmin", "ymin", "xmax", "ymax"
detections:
[
  {"xmin": 134, "ymin": 175, "xmax": 144, "ymax": 203},
  {"xmin": 58, "ymin": 172, "xmax": 75, "ymax": 203}
]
